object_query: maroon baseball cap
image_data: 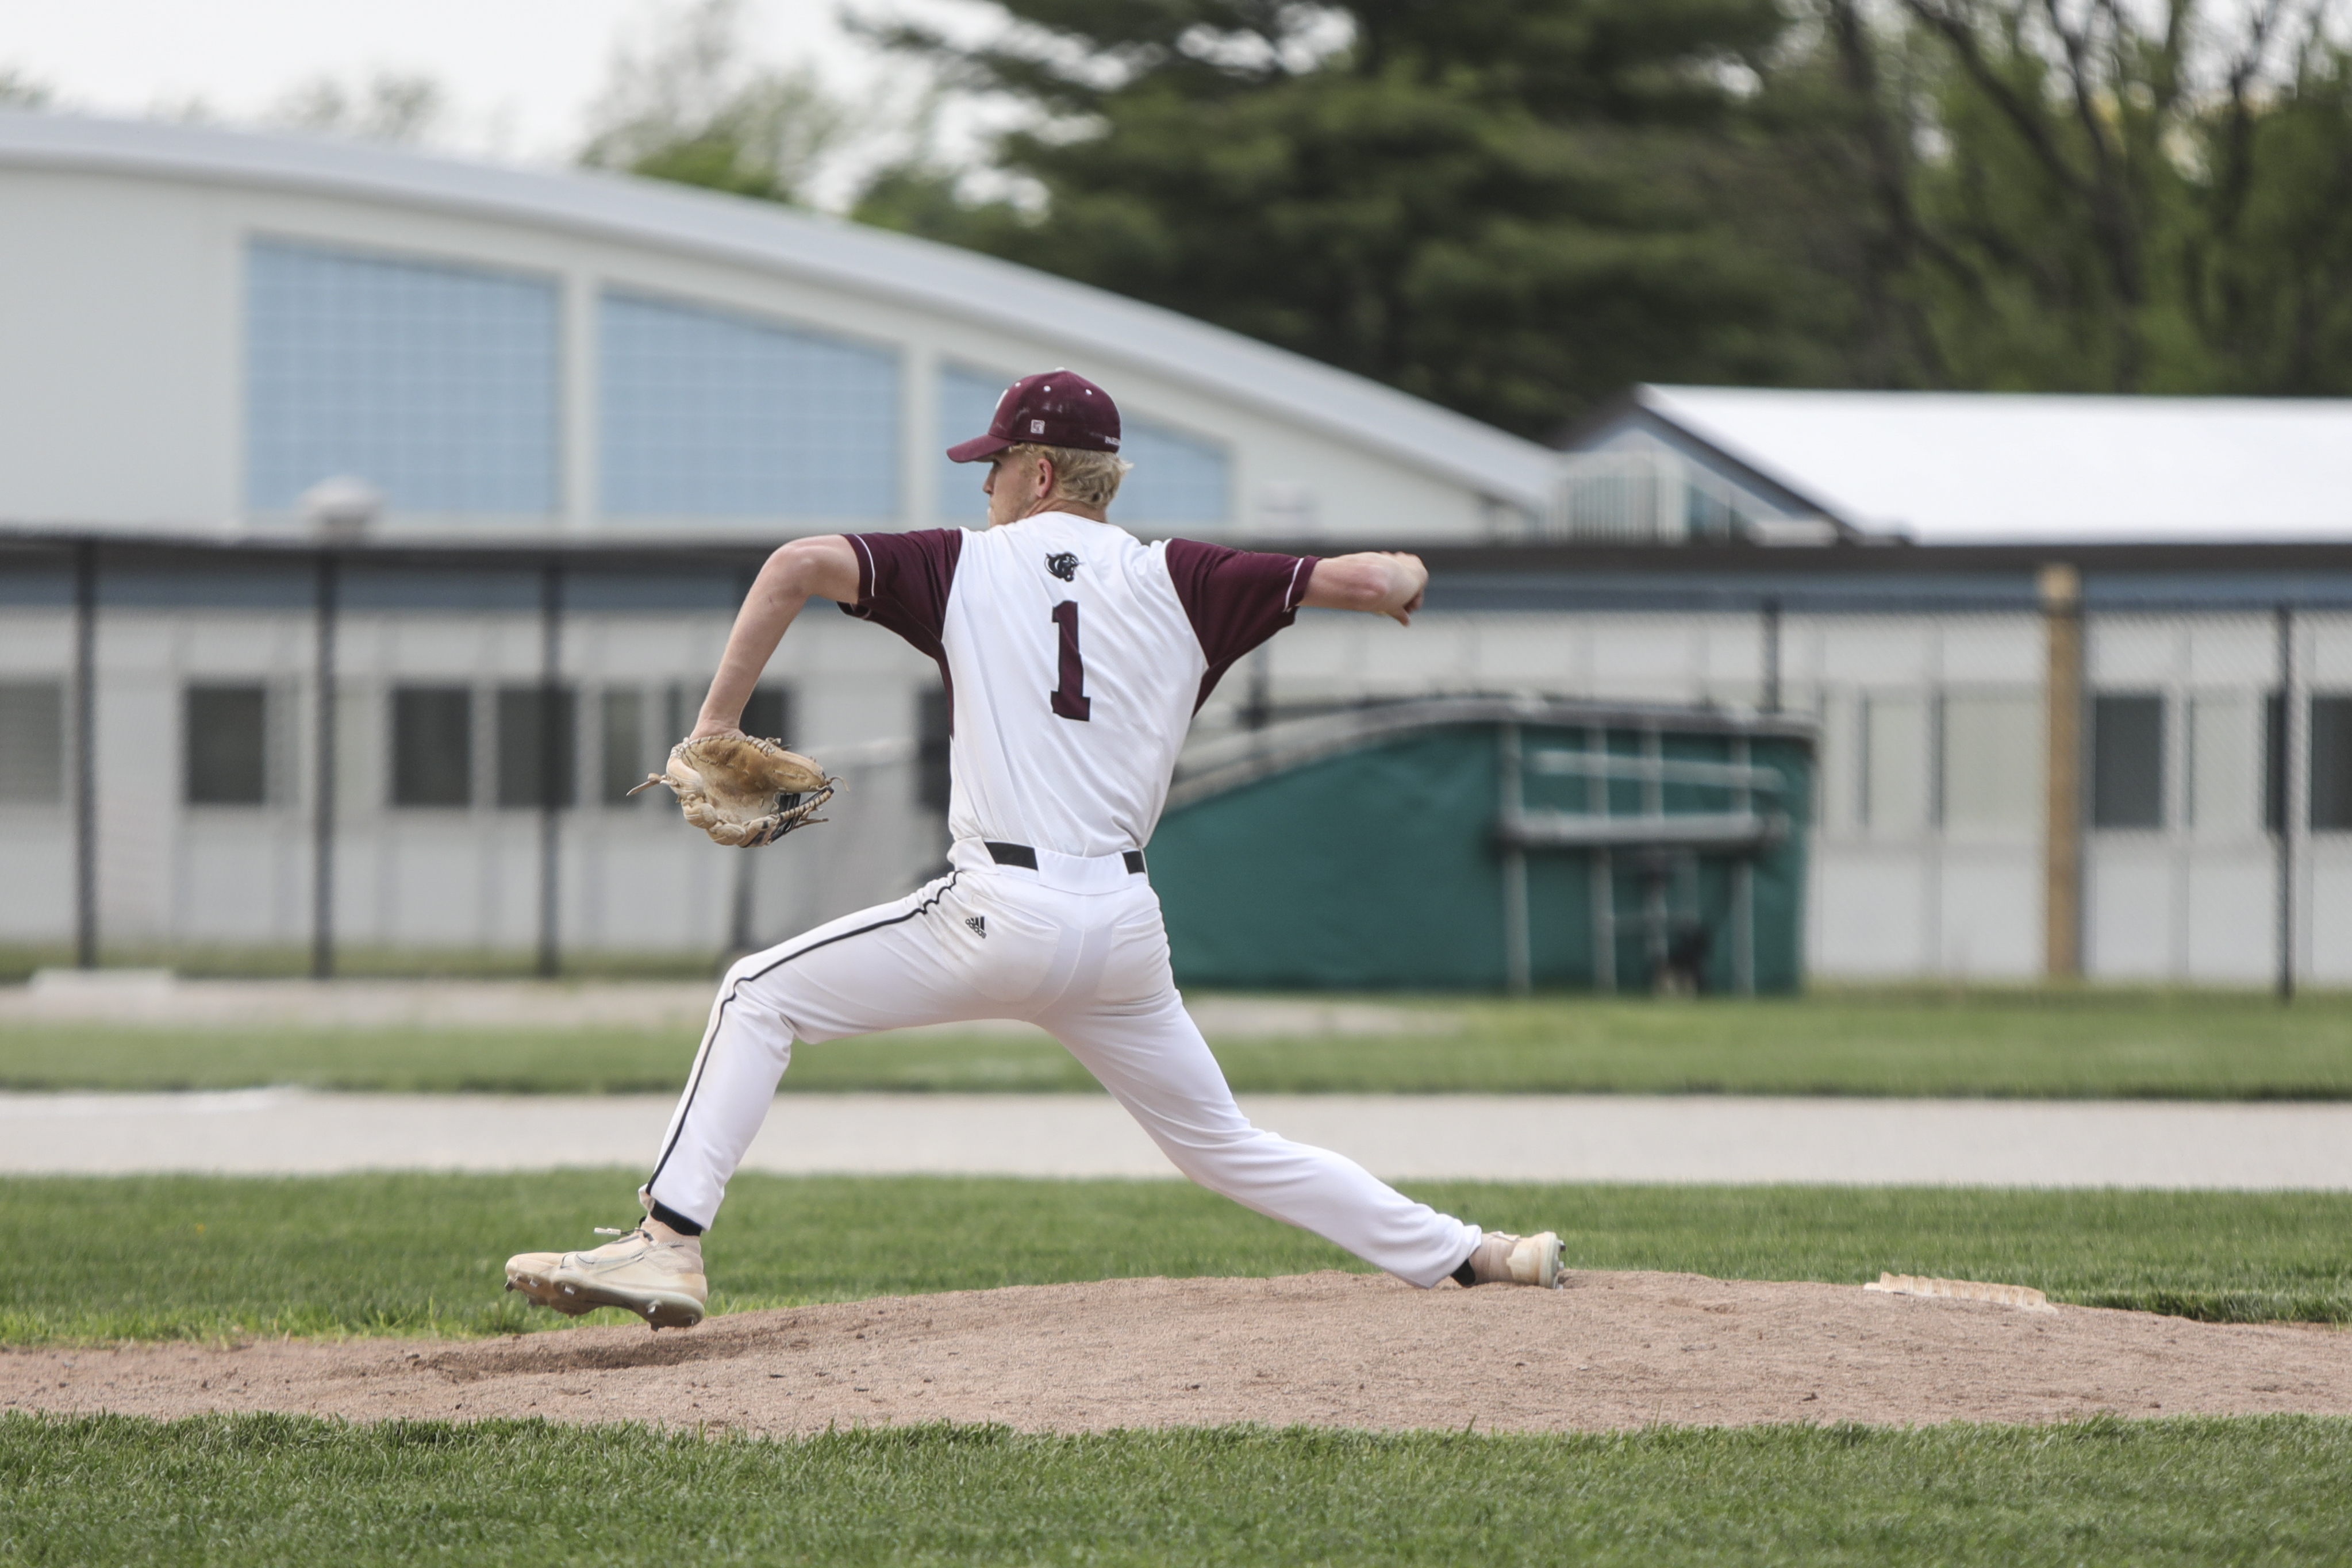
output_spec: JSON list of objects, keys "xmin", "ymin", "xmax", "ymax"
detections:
[{"xmin": 946, "ymin": 370, "xmax": 1121, "ymax": 463}]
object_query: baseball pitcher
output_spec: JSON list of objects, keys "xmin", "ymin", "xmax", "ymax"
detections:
[{"xmin": 505, "ymin": 371, "xmax": 1562, "ymax": 1329}]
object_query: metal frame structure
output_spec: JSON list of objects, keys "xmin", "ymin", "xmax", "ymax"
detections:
[{"xmin": 1495, "ymin": 721, "xmax": 1797, "ymax": 997}]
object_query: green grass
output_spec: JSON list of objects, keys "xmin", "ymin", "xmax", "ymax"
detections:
[
  {"xmin": 6, "ymin": 1173, "xmax": 2347, "ymax": 1344},
  {"xmin": 0, "ymin": 1025, "xmax": 712, "ymax": 1095},
  {"xmin": 0, "ymin": 944, "xmax": 721, "ymax": 983},
  {"xmin": 9, "ymin": 987, "xmax": 2352, "ymax": 1097},
  {"xmin": 6, "ymin": 1412, "xmax": 2351, "ymax": 1566}
]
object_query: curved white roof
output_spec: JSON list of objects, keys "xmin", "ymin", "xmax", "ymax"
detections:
[
  {"xmin": 1640, "ymin": 385, "xmax": 2352, "ymax": 544},
  {"xmin": 0, "ymin": 111, "xmax": 1558, "ymax": 510}
]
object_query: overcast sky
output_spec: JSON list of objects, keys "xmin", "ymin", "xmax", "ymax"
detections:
[{"xmin": 0, "ymin": 0, "xmax": 929, "ymax": 163}]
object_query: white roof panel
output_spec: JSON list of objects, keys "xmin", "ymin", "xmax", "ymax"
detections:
[{"xmin": 1638, "ymin": 385, "xmax": 2352, "ymax": 544}]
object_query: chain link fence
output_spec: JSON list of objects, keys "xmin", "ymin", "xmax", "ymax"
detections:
[{"xmin": 1, "ymin": 535, "xmax": 2343, "ymax": 988}]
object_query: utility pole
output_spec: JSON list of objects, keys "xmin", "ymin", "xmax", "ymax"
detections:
[
  {"xmin": 72, "ymin": 541, "xmax": 98, "ymax": 969},
  {"xmin": 2040, "ymin": 564, "xmax": 2083, "ymax": 981},
  {"xmin": 2277, "ymin": 604, "xmax": 2307, "ymax": 1001},
  {"xmin": 312, "ymin": 552, "xmax": 339, "ymax": 979},
  {"xmin": 537, "ymin": 559, "xmax": 563, "ymax": 979}
]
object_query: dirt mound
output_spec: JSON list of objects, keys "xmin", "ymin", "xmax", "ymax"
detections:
[{"xmin": 6, "ymin": 1271, "xmax": 2347, "ymax": 1435}]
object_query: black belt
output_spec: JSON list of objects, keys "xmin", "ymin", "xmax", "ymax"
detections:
[{"xmin": 986, "ymin": 841, "xmax": 1145, "ymax": 875}]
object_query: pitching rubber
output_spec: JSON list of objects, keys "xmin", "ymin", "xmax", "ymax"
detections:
[{"xmin": 1863, "ymin": 1271, "xmax": 2054, "ymax": 1312}]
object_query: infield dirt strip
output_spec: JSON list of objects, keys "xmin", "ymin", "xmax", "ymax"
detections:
[{"xmin": 8, "ymin": 1272, "xmax": 2350, "ymax": 1434}]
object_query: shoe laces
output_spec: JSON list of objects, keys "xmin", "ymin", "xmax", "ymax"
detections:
[{"xmin": 592, "ymin": 1223, "xmax": 652, "ymax": 1243}]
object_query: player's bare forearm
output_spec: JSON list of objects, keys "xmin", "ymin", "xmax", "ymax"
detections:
[
  {"xmin": 1302, "ymin": 552, "xmax": 1428, "ymax": 625},
  {"xmin": 691, "ymin": 536, "xmax": 863, "ymax": 738}
]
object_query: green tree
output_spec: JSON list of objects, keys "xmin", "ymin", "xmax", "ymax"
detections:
[
  {"xmin": 1798, "ymin": 0, "xmax": 2352, "ymax": 394},
  {"xmin": 272, "ymin": 72, "xmax": 451, "ymax": 145},
  {"xmin": 0, "ymin": 66, "xmax": 53, "ymax": 109},
  {"xmin": 854, "ymin": 0, "xmax": 1831, "ymax": 437},
  {"xmin": 595, "ymin": 0, "xmax": 2352, "ymax": 421},
  {"xmin": 2181, "ymin": 25, "xmax": 2352, "ymax": 392},
  {"xmin": 581, "ymin": 0, "xmax": 854, "ymax": 205}
]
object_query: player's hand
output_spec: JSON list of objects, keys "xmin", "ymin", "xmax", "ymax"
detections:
[
  {"xmin": 688, "ymin": 721, "xmax": 747, "ymax": 742},
  {"xmin": 1382, "ymin": 552, "xmax": 1427, "ymax": 626}
]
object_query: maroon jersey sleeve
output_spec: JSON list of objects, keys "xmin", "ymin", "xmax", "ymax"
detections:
[
  {"xmin": 1163, "ymin": 539, "xmax": 1320, "ymax": 712},
  {"xmin": 839, "ymin": 529, "xmax": 965, "ymax": 662}
]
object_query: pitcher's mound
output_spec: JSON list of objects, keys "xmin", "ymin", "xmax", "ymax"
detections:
[{"xmin": 7, "ymin": 1271, "xmax": 2349, "ymax": 1434}]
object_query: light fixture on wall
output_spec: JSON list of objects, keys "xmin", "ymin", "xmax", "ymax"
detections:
[{"xmin": 300, "ymin": 475, "xmax": 383, "ymax": 542}]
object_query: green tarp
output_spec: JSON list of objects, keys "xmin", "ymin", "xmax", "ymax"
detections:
[{"xmin": 1149, "ymin": 721, "xmax": 1811, "ymax": 993}]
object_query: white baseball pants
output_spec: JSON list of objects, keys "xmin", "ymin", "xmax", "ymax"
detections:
[{"xmin": 643, "ymin": 839, "xmax": 1480, "ymax": 1288}]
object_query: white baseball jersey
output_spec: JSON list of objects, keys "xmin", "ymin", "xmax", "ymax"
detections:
[{"xmin": 843, "ymin": 513, "xmax": 1315, "ymax": 857}]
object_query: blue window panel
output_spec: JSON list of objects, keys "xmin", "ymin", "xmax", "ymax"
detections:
[
  {"xmin": 245, "ymin": 240, "xmax": 559, "ymax": 513},
  {"xmin": 935, "ymin": 363, "xmax": 1008, "ymax": 521},
  {"xmin": 601, "ymin": 291, "xmax": 898, "ymax": 517},
  {"xmin": 1117, "ymin": 418, "xmax": 1230, "ymax": 524},
  {"xmin": 935, "ymin": 363, "xmax": 1228, "ymax": 525}
]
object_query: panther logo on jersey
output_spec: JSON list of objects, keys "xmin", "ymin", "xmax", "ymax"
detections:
[{"xmin": 1045, "ymin": 551, "xmax": 1079, "ymax": 582}]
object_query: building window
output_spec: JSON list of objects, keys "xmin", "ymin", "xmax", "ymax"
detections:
[
  {"xmin": 0, "ymin": 682, "xmax": 64, "ymax": 804},
  {"xmin": 936, "ymin": 363, "xmax": 1231, "ymax": 525},
  {"xmin": 2257, "ymin": 694, "xmax": 2352, "ymax": 832},
  {"xmin": 185, "ymin": 685, "xmax": 269, "ymax": 805},
  {"xmin": 391, "ymin": 686, "xmax": 473, "ymax": 806},
  {"xmin": 2265, "ymin": 692, "xmax": 2285, "ymax": 832},
  {"xmin": 917, "ymin": 687, "xmax": 951, "ymax": 812},
  {"xmin": 497, "ymin": 686, "xmax": 577, "ymax": 808},
  {"xmin": 740, "ymin": 686, "xmax": 790, "ymax": 744},
  {"xmin": 245, "ymin": 239, "xmax": 559, "ymax": 513},
  {"xmin": 600, "ymin": 291, "xmax": 898, "ymax": 517},
  {"xmin": 937, "ymin": 363, "xmax": 1005, "ymax": 522},
  {"xmin": 664, "ymin": 684, "xmax": 697, "ymax": 750},
  {"xmin": 1119, "ymin": 418, "xmax": 1230, "ymax": 524},
  {"xmin": 2312, "ymin": 695, "xmax": 2352, "ymax": 831},
  {"xmin": 600, "ymin": 688, "xmax": 646, "ymax": 804},
  {"xmin": 2091, "ymin": 693, "xmax": 2165, "ymax": 828}
]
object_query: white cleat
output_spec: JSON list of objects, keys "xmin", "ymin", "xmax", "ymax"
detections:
[
  {"xmin": 1464, "ymin": 1229, "xmax": 1564, "ymax": 1289},
  {"xmin": 504, "ymin": 1220, "xmax": 708, "ymax": 1330}
]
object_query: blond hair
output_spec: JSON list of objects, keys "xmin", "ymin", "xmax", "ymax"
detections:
[{"xmin": 1008, "ymin": 443, "xmax": 1133, "ymax": 509}]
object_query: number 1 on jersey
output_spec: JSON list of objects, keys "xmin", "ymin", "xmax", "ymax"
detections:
[{"xmin": 1049, "ymin": 600, "xmax": 1092, "ymax": 721}]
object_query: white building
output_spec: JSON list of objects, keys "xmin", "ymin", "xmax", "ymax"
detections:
[
  {"xmin": 1534, "ymin": 387, "xmax": 2352, "ymax": 986},
  {"xmin": 0, "ymin": 112, "xmax": 1551, "ymax": 548},
  {"xmin": 2, "ymin": 112, "xmax": 2346, "ymax": 987}
]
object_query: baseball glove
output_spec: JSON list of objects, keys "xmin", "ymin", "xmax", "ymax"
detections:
[{"xmin": 628, "ymin": 733, "xmax": 836, "ymax": 848}]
